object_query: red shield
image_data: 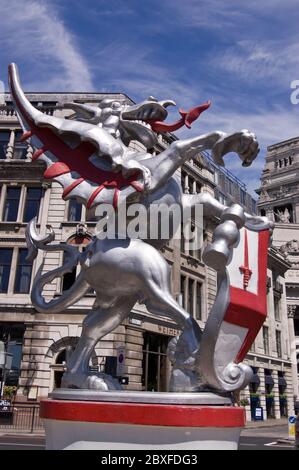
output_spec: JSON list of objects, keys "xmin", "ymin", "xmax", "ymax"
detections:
[{"xmin": 224, "ymin": 228, "xmax": 269, "ymax": 363}]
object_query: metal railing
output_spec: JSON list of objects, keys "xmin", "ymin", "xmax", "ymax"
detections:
[
  {"xmin": 0, "ymin": 403, "xmax": 44, "ymax": 433},
  {"xmin": 202, "ymin": 150, "xmax": 247, "ymax": 190}
]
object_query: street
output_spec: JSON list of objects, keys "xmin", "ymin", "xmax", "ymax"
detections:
[
  {"xmin": 0, "ymin": 425, "xmax": 297, "ymax": 450},
  {"xmin": 0, "ymin": 434, "xmax": 45, "ymax": 450},
  {"xmin": 239, "ymin": 425, "xmax": 296, "ymax": 450},
  {"xmin": 239, "ymin": 436, "xmax": 295, "ymax": 450}
]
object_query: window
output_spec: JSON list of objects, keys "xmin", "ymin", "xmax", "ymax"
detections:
[
  {"xmin": 196, "ymin": 282, "xmax": 202, "ymax": 320},
  {"xmin": 85, "ymin": 207, "xmax": 97, "ymax": 222},
  {"xmin": 14, "ymin": 248, "xmax": 32, "ymax": 293},
  {"xmin": 230, "ymin": 180, "xmax": 235, "ymax": 196},
  {"xmin": 187, "ymin": 278, "xmax": 195, "ymax": 316},
  {"xmin": 62, "ymin": 251, "xmax": 77, "ymax": 291},
  {"xmin": 0, "ymin": 248, "xmax": 13, "ymax": 293},
  {"xmin": 180, "ymin": 223, "xmax": 185, "ymax": 253},
  {"xmin": 251, "ymin": 199, "xmax": 257, "ymax": 214},
  {"xmin": 0, "ymin": 131, "xmax": 9, "ymax": 159},
  {"xmin": 3, "ymin": 187, "xmax": 21, "ymax": 221},
  {"xmin": 61, "ymin": 235, "xmax": 93, "ymax": 293},
  {"xmin": 23, "ymin": 187, "xmax": 44, "ymax": 222},
  {"xmin": 0, "ymin": 323, "xmax": 25, "ymax": 387},
  {"xmin": 1, "ymin": 185, "xmax": 43, "ymax": 223},
  {"xmin": 181, "ymin": 171, "xmax": 186, "ymax": 192},
  {"xmin": 240, "ymin": 189, "xmax": 246, "ymax": 205},
  {"xmin": 217, "ymin": 192, "xmax": 227, "ymax": 206},
  {"xmin": 263, "ymin": 326, "xmax": 269, "ymax": 355},
  {"xmin": 276, "ymin": 330, "xmax": 282, "ymax": 357},
  {"xmin": 274, "ymin": 296, "xmax": 281, "ymax": 321},
  {"xmin": 51, "ymin": 342, "xmax": 77, "ymax": 389},
  {"xmin": 68, "ymin": 200, "xmax": 83, "ymax": 221},
  {"xmin": 180, "ymin": 276, "xmax": 202, "ymax": 320},
  {"xmin": 179, "ymin": 275, "xmax": 186, "ymax": 307},
  {"xmin": 13, "ymin": 131, "xmax": 27, "ymax": 159},
  {"xmin": 250, "ymin": 340, "xmax": 255, "ymax": 353}
]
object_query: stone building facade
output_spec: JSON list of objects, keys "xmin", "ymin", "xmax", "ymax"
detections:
[
  {"xmin": 0, "ymin": 92, "xmax": 295, "ymax": 420},
  {"xmin": 202, "ymin": 154, "xmax": 295, "ymax": 420},
  {"xmin": 0, "ymin": 92, "xmax": 218, "ymax": 401},
  {"xmin": 257, "ymin": 137, "xmax": 299, "ymax": 412}
]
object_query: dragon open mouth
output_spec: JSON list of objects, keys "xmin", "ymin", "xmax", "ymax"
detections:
[{"xmin": 121, "ymin": 99, "xmax": 211, "ymax": 134}]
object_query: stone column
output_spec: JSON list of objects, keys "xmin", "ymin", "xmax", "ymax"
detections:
[
  {"xmin": 287, "ymin": 305, "xmax": 299, "ymax": 401},
  {"xmin": 285, "ymin": 366, "xmax": 296, "ymax": 417},
  {"xmin": 0, "ymin": 184, "xmax": 7, "ymax": 221},
  {"xmin": 124, "ymin": 326, "xmax": 143, "ymax": 391},
  {"xmin": 259, "ymin": 370, "xmax": 267, "ymax": 420},
  {"xmin": 272, "ymin": 370, "xmax": 281, "ymax": 419},
  {"xmin": 5, "ymin": 129, "xmax": 15, "ymax": 159},
  {"xmin": 26, "ymin": 144, "xmax": 33, "ymax": 160},
  {"xmin": 184, "ymin": 174, "xmax": 189, "ymax": 194},
  {"xmin": 192, "ymin": 180, "xmax": 196, "ymax": 195},
  {"xmin": 294, "ymin": 200, "xmax": 299, "ymax": 225},
  {"xmin": 241, "ymin": 385, "xmax": 252, "ymax": 421}
]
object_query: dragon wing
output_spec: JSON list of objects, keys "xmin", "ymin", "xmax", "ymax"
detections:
[{"xmin": 8, "ymin": 63, "xmax": 144, "ymax": 209}]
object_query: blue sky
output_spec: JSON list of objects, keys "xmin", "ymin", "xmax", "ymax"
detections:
[{"xmin": 1, "ymin": 0, "xmax": 299, "ymax": 195}]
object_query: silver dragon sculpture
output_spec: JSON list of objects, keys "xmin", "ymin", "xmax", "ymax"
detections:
[{"xmin": 9, "ymin": 63, "xmax": 272, "ymax": 393}]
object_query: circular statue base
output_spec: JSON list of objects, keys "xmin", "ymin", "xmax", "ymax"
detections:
[{"xmin": 40, "ymin": 390, "xmax": 245, "ymax": 450}]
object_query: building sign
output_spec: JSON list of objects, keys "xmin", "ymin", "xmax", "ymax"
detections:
[
  {"xmin": 116, "ymin": 346, "xmax": 126, "ymax": 377},
  {"xmin": 0, "ymin": 399, "xmax": 11, "ymax": 411},
  {"xmin": 288, "ymin": 416, "xmax": 296, "ymax": 441},
  {"xmin": 157, "ymin": 325, "xmax": 180, "ymax": 337},
  {"xmin": 254, "ymin": 407, "xmax": 264, "ymax": 421}
]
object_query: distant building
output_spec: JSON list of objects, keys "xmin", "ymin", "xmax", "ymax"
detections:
[
  {"xmin": 257, "ymin": 136, "xmax": 299, "ymax": 411},
  {"xmin": 206, "ymin": 151, "xmax": 295, "ymax": 420}
]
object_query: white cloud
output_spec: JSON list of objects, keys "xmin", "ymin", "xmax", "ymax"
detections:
[
  {"xmin": 0, "ymin": 0, "xmax": 93, "ymax": 91},
  {"xmin": 210, "ymin": 40, "xmax": 299, "ymax": 85},
  {"xmin": 165, "ymin": 0, "xmax": 299, "ymax": 31}
]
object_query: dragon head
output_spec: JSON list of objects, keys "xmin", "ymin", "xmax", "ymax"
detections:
[
  {"xmin": 65, "ymin": 96, "xmax": 211, "ymax": 150},
  {"xmin": 120, "ymin": 97, "xmax": 176, "ymax": 148}
]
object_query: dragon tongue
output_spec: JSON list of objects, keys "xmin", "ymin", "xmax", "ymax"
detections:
[{"xmin": 147, "ymin": 100, "xmax": 211, "ymax": 133}]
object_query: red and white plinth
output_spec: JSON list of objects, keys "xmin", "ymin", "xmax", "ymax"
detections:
[{"xmin": 40, "ymin": 390, "xmax": 245, "ymax": 450}]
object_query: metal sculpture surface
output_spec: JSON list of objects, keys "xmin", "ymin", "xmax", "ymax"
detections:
[{"xmin": 9, "ymin": 63, "xmax": 272, "ymax": 393}]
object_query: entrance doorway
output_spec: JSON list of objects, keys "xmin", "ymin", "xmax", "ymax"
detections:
[{"xmin": 142, "ymin": 332, "xmax": 170, "ymax": 392}]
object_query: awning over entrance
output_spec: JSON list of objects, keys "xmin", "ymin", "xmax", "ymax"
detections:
[
  {"xmin": 250, "ymin": 373, "xmax": 260, "ymax": 385},
  {"xmin": 265, "ymin": 375, "xmax": 274, "ymax": 386},
  {"xmin": 278, "ymin": 376, "xmax": 287, "ymax": 388}
]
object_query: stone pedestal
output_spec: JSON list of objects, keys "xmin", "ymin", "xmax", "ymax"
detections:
[{"xmin": 40, "ymin": 390, "xmax": 245, "ymax": 450}]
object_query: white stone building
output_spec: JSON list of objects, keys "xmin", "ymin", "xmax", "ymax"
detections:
[{"xmin": 257, "ymin": 136, "xmax": 299, "ymax": 413}]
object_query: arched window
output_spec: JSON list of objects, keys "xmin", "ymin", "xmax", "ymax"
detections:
[
  {"xmin": 52, "ymin": 345, "xmax": 76, "ymax": 389},
  {"xmin": 48, "ymin": 337, "xmax": 99, "ymax": 391}
]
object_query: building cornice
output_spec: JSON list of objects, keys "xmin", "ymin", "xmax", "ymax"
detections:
[
  {"xmin": 267, "ymin": 135, "xmax": 299, "ymax": 151},
  {"xmin": 268, "ymin": 247, "xmax": 291, "ymax": 273}
]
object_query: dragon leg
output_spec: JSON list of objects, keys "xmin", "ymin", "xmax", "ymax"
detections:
[{"xmin": 62, "ymin": 295, "xmax": 137, "ymax": 390}]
